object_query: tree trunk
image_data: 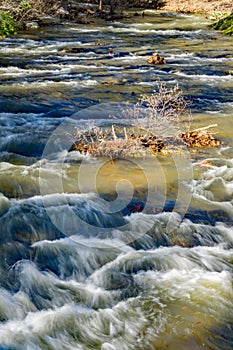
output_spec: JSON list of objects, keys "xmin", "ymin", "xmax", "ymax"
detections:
[{"xmin": 99, "ymin": 0, "xmax": 103, "ymax": 11}]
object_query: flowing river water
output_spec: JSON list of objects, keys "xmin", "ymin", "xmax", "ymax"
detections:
[{"xmin": 0, "ymin": 10, "xmax": 233, "ymax": 350}]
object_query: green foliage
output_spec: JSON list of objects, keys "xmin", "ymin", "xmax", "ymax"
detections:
[
  {"xmin": 21, "ymin": 1, "xmax": 31, "ymax": 10},
  {"xmin": 212, "ymin": 12, "xmax": 233, "ymax": 35},
  {"xmin": 0, "ymin": 10, "xmax": 17, "ymax": 36}
]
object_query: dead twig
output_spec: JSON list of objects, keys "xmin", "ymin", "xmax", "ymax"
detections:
[{"xmin": 191, "ymin": 124, "xmax": 218, "ymax": 132}]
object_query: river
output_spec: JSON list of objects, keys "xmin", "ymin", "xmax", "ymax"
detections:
[{"xmin": 0, "ymin": 10, "xmax": 233, "ymax": 350}]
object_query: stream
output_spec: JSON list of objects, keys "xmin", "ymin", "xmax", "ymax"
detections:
[{"xmin": 0, "ymin": 10, "xmax": 233, "ymax": 350}]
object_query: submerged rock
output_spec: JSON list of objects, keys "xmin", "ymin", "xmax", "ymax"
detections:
[
  {"xmin": 25, "ymin": 21, "xmax": 39, "ymax": 30},
  {"xmin": 122, "ymin": 201, "xmax": 145, "ymax": 216},
  {"xmin": 38, "ymin": 15, "xmax": 62, "ymax": 26},
  {"xmin": 0, "ymin": 193, "xmax": 11, "ymax": 217},
  {"xmin": 59, "ymin": 47, "xmax": 90, "ymax": 54}
]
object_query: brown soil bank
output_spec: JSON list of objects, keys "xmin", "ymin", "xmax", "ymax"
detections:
[{"xmin": 161, "ymin": 0, "xmax": 232, "ymax": 13}]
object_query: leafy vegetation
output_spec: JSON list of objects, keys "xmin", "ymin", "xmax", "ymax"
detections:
[
  {"xmin": 0, "ymin": 0, "xmax": 65, "ymax": 24},
  {"xmin": 0, "ymin": 10, "xmax": 17, "ymax": 36},
  {"xmin": 212, "ymin": 12, "xmax": 233, "ymax": 34},
  {"xmin": 20, "ymin": 1, "xmax": 31, "ymax": 10}
]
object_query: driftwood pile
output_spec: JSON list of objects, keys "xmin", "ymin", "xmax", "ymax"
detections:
[
  {"xmin": 179, "ymin": 124, "xmax": 221, "ymax": 148},
  {"xmin": 70, "ymin": 142, "xmax": 92, "ymax": 154},
  {"xmin": 131, "ymin": 134, "xmax": 165, "ymax": 153},
  {"xmin": 70, "ymin": 124, "xmax": 221, "ymax": 158},
  {"xmin": 70, "ymin": 128, "xmax": 165, "ymax": 157}
]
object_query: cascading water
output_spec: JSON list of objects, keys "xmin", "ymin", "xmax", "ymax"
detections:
[{"xmin": 0, "ymin": 10, "xmax": 233, "ymax": 350}]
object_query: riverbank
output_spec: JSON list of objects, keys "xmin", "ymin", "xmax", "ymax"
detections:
[
  {"xmin": 161, "ymin": 0, "xmax": 232, "ymax": 14},
  {"xmin": 1, "ymin": 0, "xmax": 232, "ymax": 37}
]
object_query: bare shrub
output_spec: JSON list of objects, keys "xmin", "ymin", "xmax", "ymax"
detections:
[{"xmin": 131, "ymin": 82, "xmax": 190, "ymax": 137}]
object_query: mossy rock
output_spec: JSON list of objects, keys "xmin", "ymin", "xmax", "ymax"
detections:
[{"xmin": 212, "ymin": 12, "xmax": 233, "ymax": 35}]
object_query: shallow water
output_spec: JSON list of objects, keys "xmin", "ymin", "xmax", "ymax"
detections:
[{"xmin": 0, "ymin": 10, "xmax": 233, "ymax": 350}]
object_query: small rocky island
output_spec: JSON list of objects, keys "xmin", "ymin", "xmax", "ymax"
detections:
[{"xmin": 70, "ymin": 84, "xmax": 221, "ymax": 159}]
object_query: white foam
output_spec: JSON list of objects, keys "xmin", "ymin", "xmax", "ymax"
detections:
[
  {"xmin": 174, "ymin": 71, "xmax": 233, "ymax": 84},
  {"xmin": 0, "ymin": 79, "xmax": 98, "ymax": 90}
]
